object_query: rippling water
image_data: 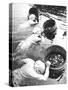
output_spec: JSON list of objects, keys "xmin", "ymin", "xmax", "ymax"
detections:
[{"xmin": 11, "ymin": 16, "xmax": 66, "ymax": 52}]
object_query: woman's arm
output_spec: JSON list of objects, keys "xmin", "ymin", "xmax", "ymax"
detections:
[
  {"xmin": 18, "ymin": 20, "xmax": 38, "ymax": 31},
  {"xmin": 43, "ymin": 61, "xmax": 51, "ymax": 80},
  {"xmin": 27, "ymin": 69, "xmax": 48, "ymax": 81},
  {"xmin": 16, "ymin": 34, "xmax": 41, "ymax": 53}
]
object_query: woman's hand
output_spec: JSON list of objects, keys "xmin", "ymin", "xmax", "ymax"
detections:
[
  {"xmin": 46, "ymin": 61, "xmax": 51, "ymax": 67},
  {"xmin": 27, "ymin": 34, "xmax": 41, "ymax": 44},
  {"xmin": 28, "ymin": 20, "xmax": 38, "ymax": 25},
  {"xmin": 16, "ymin": 34, "xmax": 42, "ymax": 52}
]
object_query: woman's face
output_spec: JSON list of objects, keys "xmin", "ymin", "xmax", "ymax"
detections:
[
  {"xmin": 29, "ymin": 14, "xmax": 36, "ymax": 21},
  {"xmin": 34, "ymin": 60, "xmax": 45, "ymax": 74}
]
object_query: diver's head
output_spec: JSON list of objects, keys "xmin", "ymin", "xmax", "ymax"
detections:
[
  {"xmin": 28, "ymin": 7, "xmax": 39, "ymax": 22},
  {"xmin": 43, "ymin": 19, "xmax": 57, "ymax": 40}
]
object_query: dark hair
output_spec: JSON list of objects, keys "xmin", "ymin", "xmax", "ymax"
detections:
[
  {"xmin": 43, "ymin": 19, "xmax": 57, "ymax": 40},
  {"xmin": 28, "ymin": 7, "xmax": 39, "ymax": 22}
]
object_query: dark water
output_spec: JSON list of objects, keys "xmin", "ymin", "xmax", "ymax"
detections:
[{"xmin": 34, "ymin": 5, "xmax": 66, "ymax": 16}]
